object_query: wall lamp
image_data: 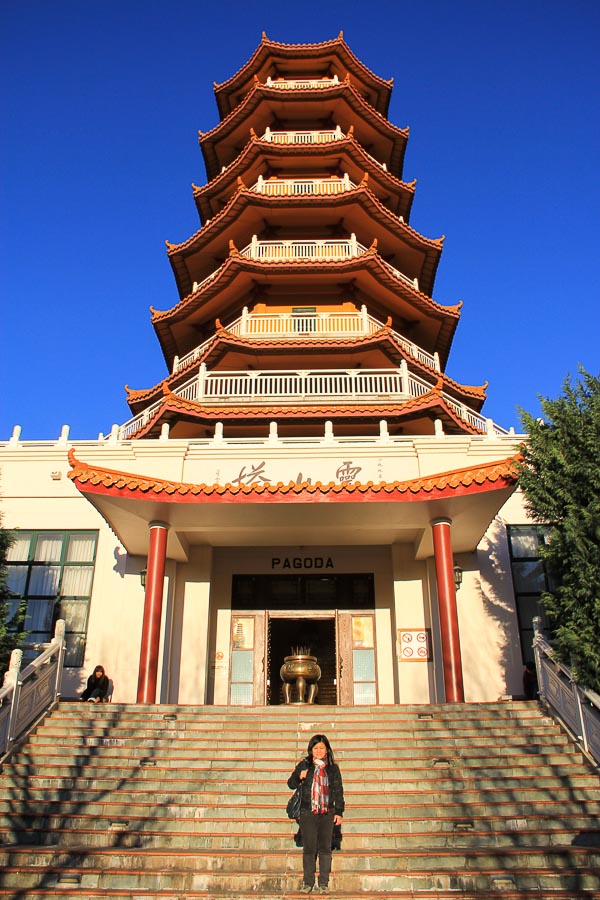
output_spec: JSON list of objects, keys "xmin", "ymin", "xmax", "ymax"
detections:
[
  {"xmin": 453, "ymin": 562, "xmax": 463, "ymax": 592},
  {"xmin": 140, "ymin": 568, "xmax": 147, "ymax": 588}
]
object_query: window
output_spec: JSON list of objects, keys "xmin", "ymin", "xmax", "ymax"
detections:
[
  {"xmin": 230, "ymin": 616, "xmax": 255, "ymax": 705},
  {"xmin": 5, "ymin": 530, "xmax": 98, "ymax": 667},
  {"xmin": 351, "ymin": 615, "xmax": 376, "ymax": 705},
  {"xmin": 507, "ymin": 525, "xmax": 552, "ymax": 664}
]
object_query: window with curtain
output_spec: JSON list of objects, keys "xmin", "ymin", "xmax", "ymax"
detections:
[
  {"xmin": 5, "ymin": 530, "xmax": 98, "ymax": 667},
  {"xmin": 507, "ymin": 525, "xmax": 552, "ymax": 664}
]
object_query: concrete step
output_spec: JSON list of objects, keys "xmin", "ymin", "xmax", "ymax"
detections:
[
  {"xmin": 9, "ymin": 741, "xmax": 575, "ymax": 767},
  {"xmin": 2, "ymin": 846, "xmax": 600, "ymax": 871},
  {"xmin": 2, "ymin": 813, "xmax": 597, "ymax": 835},
  {"xmin": 0, "ymin": 849, "xmax": 598, "ymax": 892},
  {"xmin": 50, "ymin": 700, "xmax": 546, "ymax": 717},
  {"xmin": 1, "ymin": 748, "xmax": 582, "ymax": 774},
  {"xmin": 1, "ymin": 765, "xmax": 591, "ymax": 798},
  {"xmin": 34, "ymin": 717, "xmax": 557, "ymax": 735},
  {"xmin": 4, "ymin": 823, "xmax": 599, "ymax": 851},
  {"xmin": 4, "ymin": 804, "xmax": 600, "ymax": 842},
  {"xmin": 0, "ymin": 892, "xmax": 598, "ymax": 900},
  {"xmin": 0, "ymin": 774, "xmax": 600, "ymax": 815},
  {"xmin": 2, "ymin": 700, "xmax": 599, "ymax": 898}
]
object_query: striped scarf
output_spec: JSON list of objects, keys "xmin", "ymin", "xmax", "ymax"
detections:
[{"xmin": 311, "ymin": 759, "xmax": 329, "ymax": 814}]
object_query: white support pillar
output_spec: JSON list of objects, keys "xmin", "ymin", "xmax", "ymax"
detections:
[
  {"xmin": 197, "ymin": 362, "xmax": 207, "ymax": 401},
  {"xmin": 399, "ymin": 359, "xmax": 409, "ymax": 396}
]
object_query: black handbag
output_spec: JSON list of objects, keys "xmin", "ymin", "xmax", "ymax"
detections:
[{"xmin": 286, "ymin": 785, "xmax": 302, "ymax": 820}]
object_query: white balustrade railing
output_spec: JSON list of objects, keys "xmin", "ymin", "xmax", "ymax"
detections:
[
  {"xmin": 262, "ymin": 126, "xmax": 344, "ymax": 145},
  {"xmin": 117, "ymin": 363, "xmax": 508, "ymax": 438},
  {"xmin": 238, "ymin": 236, "xmax": 417, "ymax": 289},
  {"xmin": 240, "ymin": 235, "xmax": 364, "ymax": 262},
  {"xmin": 188, "ymin": 367, "xmax": 413, "ymax": 403},
  {"xmin": 265, "ymin": 75, "xmax": 339, "ymax": 90},
  {"xmin": 174, "ymin": 310, "xmax": 440, "ymax": 373},
  {"xmin": 191, "ymin": 266, "xmax": 222, "ymax": 294},
  {"xmin": 189, "ymin": 235, "xmax": 416, "ymax": 294},
  {"xmin": 0, "ymin": 620, "xmax": 66, "ymax": 760},
  {"xmin": 252, "ymin": 174, "xmax": 355, "ymax": 196},
  {"xmin": 233, "ymin": 309, "xmax": 372, "ymax": 340}
]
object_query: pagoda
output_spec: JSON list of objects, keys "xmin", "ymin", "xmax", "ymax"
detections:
[
  {"xmin": 120, "ymin": 32, "xmax": 496, "ymax": 444},
  {"xmin": 58, "ymin": 34, "xmax": 521, "ymax": 708}
]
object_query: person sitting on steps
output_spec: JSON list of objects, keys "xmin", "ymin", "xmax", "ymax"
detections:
[{"xmin": 80, "ymin": 665, "xmax": 109, "ymax": 703}]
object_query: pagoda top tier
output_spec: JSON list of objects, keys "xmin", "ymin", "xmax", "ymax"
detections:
[{"xmin": 214, "ymin": 32, "xmax": 393, "ymax": 119}]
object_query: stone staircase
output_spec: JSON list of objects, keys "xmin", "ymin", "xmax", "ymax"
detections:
[{"xmin": 0, "ymin": 702, "xmax": 599, "ymax": 899}]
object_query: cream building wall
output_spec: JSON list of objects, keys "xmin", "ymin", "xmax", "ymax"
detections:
[{"xmin": 1, "ymin": 430, "xmax": 530, "ymax": 705}]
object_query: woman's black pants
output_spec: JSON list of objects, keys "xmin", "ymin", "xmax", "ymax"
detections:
[{"xmin": 299, "ymin": 809, "xmax": 334, "ymax": 887}]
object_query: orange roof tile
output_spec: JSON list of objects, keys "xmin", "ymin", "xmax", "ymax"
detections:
[
  {"xmin": 215, "ymin": 33, "xmax": 393, "ymax": 94},
  {"xmin": 167, "ymin": 184, "xmax": 443, "ymax": 263},
  {"xmin": 125, "ymin": 329, "xmax": 486, "ymax": 415},
  {"xmin": 68, "ymin": 448, "xmax": 519, "ymax": 505},
  {"xmin": 200, "ymin": 81, "xmax": 409, "ymax": 181},
  {"xmin": 214, "ymin": 34, "xmax": 393, "ymax": 117},
  {"xmin": 192, "ymin": 134, "xmax": 415, "ymax": 224}
]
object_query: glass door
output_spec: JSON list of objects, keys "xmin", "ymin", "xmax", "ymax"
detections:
[
  {"xmin": 337, "ymin": 612, "xmax": 377, "ymax": 705},
  {"xmin": 229, "ymin": 613, "xmax": 265, "ymax": 705}
]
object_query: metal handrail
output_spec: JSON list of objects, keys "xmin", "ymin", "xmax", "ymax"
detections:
[
  {"xmin": 0, "ymin": 619, "xmax": 66, "ymax": 760},
  {"xmin": 533, "ymin": 617, "xmax": 600, "ymax": 765}
]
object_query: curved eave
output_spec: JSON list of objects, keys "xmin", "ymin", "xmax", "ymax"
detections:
[
  {"xmin": 68, "ymin": 447, "xmax": 519, "ymax": 560},
  {"xmin": 153, "ymin": 251, "xmax": 460, "ymax": 365},
  {"xmin": 69, "ymin": 447, "xmax": 518, "ymax": 503},
  {"xmin": 192, "ymin": 135, "xmax": 415, "ymax": 224},
  {"xmin": 124, "ymin": 386, "xmax": 484, "ymax": 441},
  {"xmin": 200, "ymin": 83, "xmax": 409, "ymax": 181},
  {"xmin": 126, "ymin": 328, "xmax": 486, "ymax": 416},
  {"xmin": 168, "ymin": 186, "xmax": 442, "ymax": 297},
  {"xmin": 214, "ymin": 33, "xmax": 393, "ymax": 118}
]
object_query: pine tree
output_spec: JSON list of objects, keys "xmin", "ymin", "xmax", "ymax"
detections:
[
  {"xmin": 517, "ymin": 368, "xmax": 600, "ymax": 692},
  {"xmin": 0, "ymin": 522, "xmax": 28, "ymax": 675}
]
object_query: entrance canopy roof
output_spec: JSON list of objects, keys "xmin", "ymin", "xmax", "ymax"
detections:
[{"xmin": 68, "ymin": 449, "xmax": 519, "ymax": 563}]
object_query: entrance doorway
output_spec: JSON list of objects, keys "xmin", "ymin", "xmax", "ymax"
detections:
[
  {"xmin": 268, "ymin": 616, "xmax": 336, "ymax": 705},
  {"xmin": 228, "ymin": 572, "xmax": 378, "ymax": 707}
]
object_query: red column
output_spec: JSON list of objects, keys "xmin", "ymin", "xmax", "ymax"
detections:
[
  {"xmin": 137, "ymin": 521, "xmax": 169, "ymax": 703},
  {"xmin": 431, "ymin": 517, "xmax": 465, "ymax": 702}
]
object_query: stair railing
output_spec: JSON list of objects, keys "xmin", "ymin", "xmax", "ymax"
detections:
[
  {"xmin": 533, "ymin": 616, "xmax": 600, "ymax": 765},
  {"xmin": 0, "ymin": 619, "xmax": 66, "ymax": 760}
]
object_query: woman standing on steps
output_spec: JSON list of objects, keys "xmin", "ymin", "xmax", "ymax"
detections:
[{"xmin": 288, "ymin": 733, "xmax": 345, "ymax": 894}]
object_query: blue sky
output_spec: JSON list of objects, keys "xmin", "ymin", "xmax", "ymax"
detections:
[{"xmin": 2, "ymin": 0, "xmax": 599, "ymax": 440}]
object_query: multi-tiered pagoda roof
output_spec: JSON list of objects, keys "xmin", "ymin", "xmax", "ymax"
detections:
[{"xmin": 118, "ymin": 34, "xmax": 505, "ymax": 443}]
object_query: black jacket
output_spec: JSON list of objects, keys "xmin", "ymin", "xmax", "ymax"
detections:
[
  {"xmin": 81, "ymin": 673, "xmax": 109, "ymax": 700},
  {"xmin": 288, "ymin": 760, "xmax": 345, "ymax": 817}
]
